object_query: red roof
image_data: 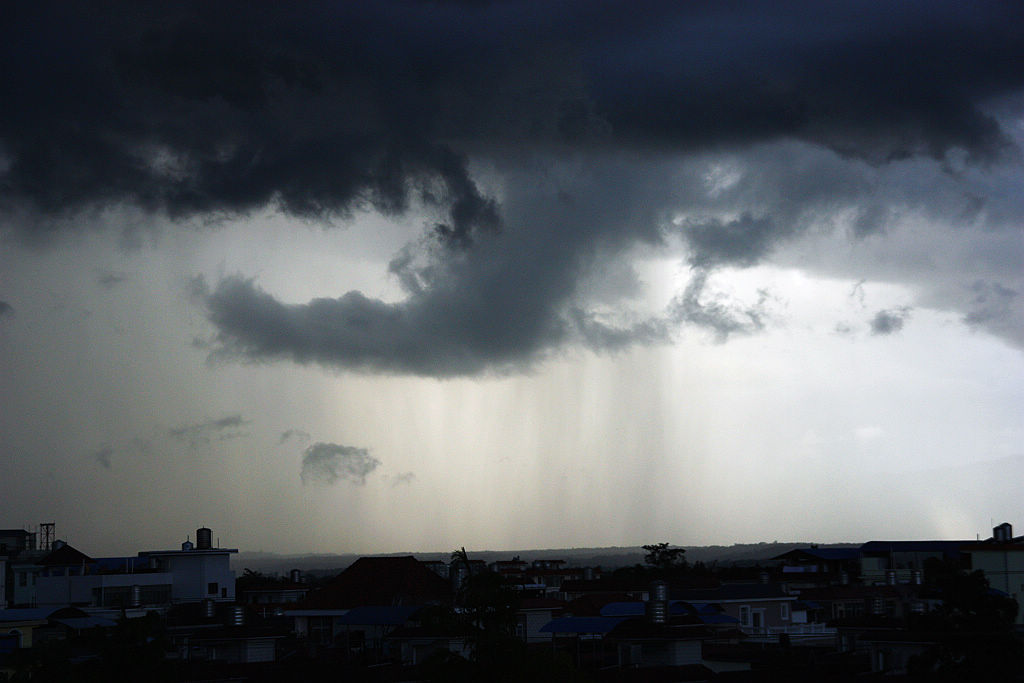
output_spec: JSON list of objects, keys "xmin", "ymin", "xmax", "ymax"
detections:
[
  {"xmin": 300, "ymin": 556, "xmax": 452, "ymax": 608},
  {"xmin": 40, "ymin": 544, "xmax": 93, "ymax": 566}
]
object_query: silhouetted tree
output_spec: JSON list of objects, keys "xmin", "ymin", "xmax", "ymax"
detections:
[{"xmin": 907, "ymin": 559, "xmax": 1022, "ymax": 680}]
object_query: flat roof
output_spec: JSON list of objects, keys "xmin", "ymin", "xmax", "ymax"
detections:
[{"xmin": 138, "ymin": 548, "xmax": 238, "ymax": 557}]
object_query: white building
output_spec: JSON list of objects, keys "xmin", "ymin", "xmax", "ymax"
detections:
[{"xmin": 137, "ymin": 528, "xmax": 237, "ymax": 604}]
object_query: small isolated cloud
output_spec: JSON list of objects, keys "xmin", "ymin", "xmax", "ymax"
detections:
[
  {"xmin": 279, "ymin": 429, "xmax": 311, "ymax": 445},
  {"xmin": 388, "ymin": 471, "xmax": 416, "ymax": 487},
  {"xmin": 93, "ymin": 445, "xmax": 113, "ymax": 469},
  {"xmin": 169, "ymin": 414, "xmax": 250, "ymax": 447},
  {"xmin": 869, "ymin": 307, "xmax": 912, "ymax": 335},
  {"xmin": 834, "ymin": 321, "xmax": 855, "ymax": 337},
  {"xmin": 0, "ymin": 301, "xmax": 13, "ymax": 319},
  {"xmin": 96, "ymin": 270, "xmax": 129, "ymax": 289},
  {"xmin": 301, "ymin": 442, "xmax": 380, "ymax": 486}
]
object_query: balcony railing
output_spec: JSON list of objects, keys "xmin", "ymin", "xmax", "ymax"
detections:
[{"xmin": 741, "ymin": 623, "xmax": 836, "ymax": 640}]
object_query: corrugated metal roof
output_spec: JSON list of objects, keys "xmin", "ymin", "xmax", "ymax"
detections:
[
  {"xmin": 540, "ymin": 616, "xmax": 626, "ymax": 634},
  {"xmin": 335, "ymin": 605, "xmax": 422, "ymax": 626},
  {"xmin": 53, "ymin": 616, "xmax": 117, "ymax": 630},
  {"xmin": 0, "ymin": 608, "xmax": 55, "ymax": 622}
]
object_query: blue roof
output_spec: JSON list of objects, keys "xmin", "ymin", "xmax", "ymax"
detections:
[
  {"xmin": 690, "ymin": 602, "xmax": 724, "ymax": 615},
  {"xmin": 53, "ymin": 616, "xmax": 118, "ymax": 630},
  {"xmin": 601, "ymin": 601, "xmax": 716, "ymax": 618},
  {"xmin": 335, "ymin": 605, "xmax": 422, "ymax": 626},
  {"xmin": 803, "ymin": 548, "xmax": 860, "ymax": 560},
  {"xmin": 0, "ymin": 608, "xmax": 57, "ymax": 622},
  {"xmin": 540, "ymin": 616, "xmax": 627, "ymax": 634},
  {"xmin": 860, "ymin": 541, "xmax": 968, "ymax": 556},
  {"xmin": 600, "ymin": 602, "xmax": 644, "ymax": 617}
]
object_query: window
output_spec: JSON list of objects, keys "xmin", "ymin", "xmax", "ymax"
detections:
[
  {"xmin": 781, "ymin": 602, "xmax": 790, "ymax": 620},
  {"xmin": 18, "ymin": 572, "xmax": 26, "ymax": 587},
  {"xmin": 739, "ymin": 605, "xmax": 750, "ymax": 627},
  {"xmin": 208, "ymin": 582, "xmax": 218, "ymax": 595},
  {"xmin": 221, "ymin": 587, "xmax": 227, "ymax": 598}
]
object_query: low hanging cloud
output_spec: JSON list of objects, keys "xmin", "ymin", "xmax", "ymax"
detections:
[
  {"xmin": 168, "ymin": 414, "xmax": 251, "ymax": 447},
  {"xmin": 300, "ymin": 442, "xmax": 380, "ymax": 486},
  {"xmin": 387, "ymin": 472, "xmax": 417, "ymax": 487},
  {"xmin": 869, "ymin": 307, "xmax": 912, "ymax": 336},
  {"xmin": 93, "ymin": 445, "xmax": 113, "ymax": 469},
  {"xmin": 96, "ymin": 270, "xmax": 129, "ymax": 289},
  {"xmin": 279, "ymin": 429, "xmax": 311, "ymax": 445}
]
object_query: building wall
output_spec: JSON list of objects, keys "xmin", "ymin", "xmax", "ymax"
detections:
[
  {"xmin": 724, "ymin": 599, "xmax": 794, "ymax": 629},
  {"xmin": 11, "ymin": 566, "xmax": 37, "ymax": 607},
  {"xmin": 148, "ymin": 552, "xmax": 236, "ymax": 603},
  {"xmin": 968, "ymin": 550, "xmax": 1024, "ymax": 624},
  {"xmin": 35, "ymin": 572, "xmax": 173, "ymax": 607},
  {"xmin": 621, "ymin": 640, "xmax": 701, "ymax": 667}
]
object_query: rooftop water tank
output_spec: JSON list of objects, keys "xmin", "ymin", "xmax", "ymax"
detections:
[{"xmin": 196, "ymin": 527, "xmax": 212, "ymax": 550}]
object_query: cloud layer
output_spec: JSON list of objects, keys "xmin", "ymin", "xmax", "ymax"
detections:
[{"xmin": 4, "ymin": 1, "xmax": 1024, "ymax": 374}]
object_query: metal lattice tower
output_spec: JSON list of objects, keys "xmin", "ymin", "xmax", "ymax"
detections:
[{"xmin": 39, "ymin": 522, "xmax": 55, "ymax": 551}]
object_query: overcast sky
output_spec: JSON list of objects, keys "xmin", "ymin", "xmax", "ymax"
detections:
[{"xmin": 2, "ymin": 1, "xmax": 1023, "ymax": 557}]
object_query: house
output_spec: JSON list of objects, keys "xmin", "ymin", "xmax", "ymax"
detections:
[
  {"xmin": 165, "ymin": 605, "xmax": 284, "ymax": 664},
  {"xmin": 607, "ymin": 618, "xmax": 716, "ymax": 669},
  {"xmin": 674, "ymin": 584, "xmax": 797, "ymax": 633},
  {"xmin": 514, "ymin": 597, "xmax": 564, "ymax": 643},
  {"xmin": 859, "ymin": 540, "xmax": 968, "ymax": 585},
  {"xmin": 36, "ymin": 545, "xmax": 175, "ymax": 613},
  {"xmin": 958, "ymin": 523, "xmax": 1024, "ymax": 625},
  {"xmin": 772, "ymin": 547, "xmax": 861, "ymax": 587},
  {"xmin": 0, "ymin": 606, "xmax": 115, "ymax": 649},
  {"xmin": 961, "ymin": 541, "xmax": 1024, "ymax": 625},
  {"xmin": 0, "ymin": 529, "xmax": 38, "ymax": 609},
  {"xmin": 286, "ymin": 556, "xmax": 452, "ymax": 648},
  {"xmin": 385, "ymin": 623, "xmax": 476, "ymax": 665},
  {"xmin": 137, "ymin": 527, "xmax": 237, "ymax": 604},
  {"xmin": 306, "ymin": 556, "xmax": 452, "ymax": 608},
  {"xmin": 796, "ymin": 583, "xmax": 929, "ymax": 626}
]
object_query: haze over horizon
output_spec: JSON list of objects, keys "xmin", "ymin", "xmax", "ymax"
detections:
[{"xmin": 2, "ymin": 1, "xmax": 1023, "ymax": 559}]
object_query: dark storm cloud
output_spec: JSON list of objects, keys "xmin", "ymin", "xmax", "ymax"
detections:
[
  {"xmin": 684, "ymin": 214, "xmax": 787, "ymax": 268},
  {"xmin": 869, "ymin": 308, "xmax": 912, "ymax": 336},
  {"xmin": 300, "ymin": 442, "xmax": 380, "ymax": 486},
  {"xmin": 3, "ymin": 1, "xmax": 1023, "ymax": 372},
  {"xmin": 4, "ymin": 1, "xmax": 1021, "ymax": 231}
]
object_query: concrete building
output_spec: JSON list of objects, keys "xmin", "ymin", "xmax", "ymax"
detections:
[{"xmin": 137, "ymin": 527, "xmax": 237, "ymax": 604}]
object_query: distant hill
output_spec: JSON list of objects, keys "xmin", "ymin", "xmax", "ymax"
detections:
[{"xmin": 232, "ymin": 541, "xmax": 861, "ymax": 578}]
